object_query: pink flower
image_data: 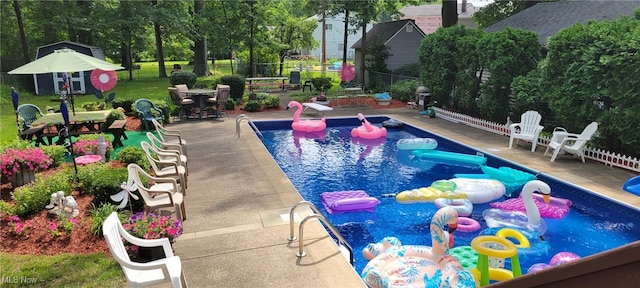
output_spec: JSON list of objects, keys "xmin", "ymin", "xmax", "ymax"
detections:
[{"xmin": 48, "ymin": 221, "xmax": 58, "ymax": 230}]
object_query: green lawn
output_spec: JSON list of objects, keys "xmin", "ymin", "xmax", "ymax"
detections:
[{"xmin": 1, "ymin": 60, "xmax": 344, "ymax": 145}]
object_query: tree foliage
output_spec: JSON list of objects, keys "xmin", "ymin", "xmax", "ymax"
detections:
[{"xmin": 540, "ymin": 16, "xmax": 640, "ymax": 154}]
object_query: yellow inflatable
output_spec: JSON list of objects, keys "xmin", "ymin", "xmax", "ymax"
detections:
[{"xmin": 396, "ymin": 187, "xmax": 467, "ymax": 204}]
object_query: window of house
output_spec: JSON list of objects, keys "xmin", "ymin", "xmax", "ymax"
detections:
[
  {"xmin": 338, "ymin": 43, "xmax": 344, "ymax": 51},
  {"xmin": 325, "ymin": 24, "xmax": 332, "ymax": 30},
  {"xmin": 406, "ymin": 25, "xmax": 413, "ymax": 32}
]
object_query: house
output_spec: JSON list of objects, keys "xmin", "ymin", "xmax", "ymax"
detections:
[
  {"xmin": 302, "ymin": 13, "xmax": 374, "ymax": 63},
  {"xmin": 33, "ymin": 41, "xmax": 107, "ymax": 95},
  {"xmin": 351, "ymin": 19, "xmax": 426, "ymax": 77},
  {"xmin": 399, "ymin": 0, "xmax": 490, "ymax": 34},
  {"xmin": 484, "ymin": 0, "xmax": 640, "ymax": 46}
]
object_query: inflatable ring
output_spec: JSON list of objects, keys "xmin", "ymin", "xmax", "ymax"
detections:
[
  {"xmin": 471, "ymin": 236, "xmax": 518, "ymax": 259},
  {"xmin": 434, "ymin": 198, "xmax": 473, "ymax": 216},
  {"xmin": 496, "ymin": 228, "xmax": 531, "ymax": 249},
  {"xmin": 457, "ymin": 217, "xmax": 481, "ymax": 232},
  {"xmin": 431, "ymin": 180, "xmax": 457, "ymax": 192}
]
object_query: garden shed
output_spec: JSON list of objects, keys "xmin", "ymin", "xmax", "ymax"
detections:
[{"xmin": 33, "ymin": 41, "xmax": 106, "ymax": 95}]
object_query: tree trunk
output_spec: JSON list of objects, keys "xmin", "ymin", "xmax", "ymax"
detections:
[
  {"xmin": 343, "ymin": 10, "xmax": 349, "ymax": 65},
  {"xmin": 12, "ymin": 0, "xmax": 30, "ymax": 63},
  {"xmin": 442, "ymin": 0, "xmax": 458, "ymax": 28},
  {"xmin": 152, "ymin": 0, "xmax": 167, "ymax": 78},
  {"xmin": 248, "ymin": 1, "xmax": 255, "ymax": 77},
  {"xmin": 192, "ymin": 0, "xmax": 209, "ymax": 76},
  {"xmin": 359, "ymin": 24, "xmax": 367, "ymax": 87}
]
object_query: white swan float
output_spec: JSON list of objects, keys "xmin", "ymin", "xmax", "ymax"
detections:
[
  {"xmin": 483, "ymin": 180, "xmax": 551, "ymax": 235},
  {"xmin": 361, "ymin": 207, "xmax": 477, "ymax": 288}
]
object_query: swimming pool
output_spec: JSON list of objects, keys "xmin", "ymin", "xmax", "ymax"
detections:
[{"xmin": 254, "ymin": 116, "xmax": 640, "ymax": 273}]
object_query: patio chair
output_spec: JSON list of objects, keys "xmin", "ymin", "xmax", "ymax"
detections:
[
  {"xmin": 168, "ymin": 87, "xmax": 194, "ymax": 121},
  {"xmin": 508, "ymin": 110, "xmax": 544, "ymax": 152},
  {"xmin": 102, "ymin": 212, "xmax": 188, "ymax": 287},
  {"xmin": 135, "ymin": 99, "xmax": 164, "ymax": 132},
  {"xmin": 146, "ymin": 131, "xmax": 185, "ymax": 158},
  {"xmin": 144, "ymin": 132, "xmax": 188, "ymax": 177},
  {"xmin": 17, "ymin": 104, "xmax": 45, "ymax": 131},
  {"xmin": 289, "ymin": 71, "xmax": 301, "ymax": 90},
  {"xmin": 151, "ymin": 119, "xmax": 187, "ymax": 156},
  {"xmin": 141, "ymin": 141, "xmax": 188, "ymax": 191},
  {"xmin": 544, "ymin": 122, "xmax": 598, "ymax": 163},
  {"xmin": 206, "ymin": 84, "xmax": 230, "ymax": 118},
  {"xmin": 127, "ymin": 164, "xmax": 186, "ymax": 220}
]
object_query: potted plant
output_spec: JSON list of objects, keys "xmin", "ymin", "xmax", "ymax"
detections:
[
  {"xmin": 0, "ymin": 147, "xmax": 53, "ymax": 187},
  {"xmin": 122, "ymin": 211, "xmax": 183, "ymax": 262}
]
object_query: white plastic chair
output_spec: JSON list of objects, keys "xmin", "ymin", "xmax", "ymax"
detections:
[
  {"xmin": 509, "ymin": 110, "xmax": 544, "ymax": 152},
  {"xmin": 141, "ymin": 142, "xmax": 188, "ymax": 191},
  {"xmin": 151, "ymin": 119, "xmax": 187, "ymax": 156},
  {"xmin": 544, "ymin": 122, "xmax": 598, "ymax": 163},
  {"xmin": 145, "ymin": 132, "xmax": 188, "ymax": 177},
  {"xmin": 128, "ymin": 164, "xmax": 186, "ymax": 220},
  {"xmin": 102, "ymin": 212, "xmax": 188, "ymax": 287}
]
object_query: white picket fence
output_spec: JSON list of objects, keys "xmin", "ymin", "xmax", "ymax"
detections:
[{"xmin": 433, "ymin": 107, "xmax": 640, "ymax": 173}]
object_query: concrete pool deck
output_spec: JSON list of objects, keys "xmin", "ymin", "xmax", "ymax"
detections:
[{"xmin": 163, "ymin": 100, "xmax": 639, "ymax": 287}]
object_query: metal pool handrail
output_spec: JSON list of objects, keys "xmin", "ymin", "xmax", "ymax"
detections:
[
  {"xmin": 235, "ymin": 114, "xmax": 262, "ymax": 140},
  {"xmin": 288, "ymin": 201, "xmax": 354, "ymax": 265}
]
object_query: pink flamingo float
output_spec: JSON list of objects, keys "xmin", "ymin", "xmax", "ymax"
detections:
[
  {"xmin": 286, "ymin": 101, "xmax": 326, "ymax": 132},
  {"xmin": 351, "ymin": 113, "xmax": 387, "ymax": 140}
]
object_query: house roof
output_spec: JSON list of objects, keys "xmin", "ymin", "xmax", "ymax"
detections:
[
  {"xmin": 484, "ymin": 0, "xmax": 640, "ymax": 45},
  {"xmin": 351, "ymin": 19, "xmax": 425, "ymax": 49}
]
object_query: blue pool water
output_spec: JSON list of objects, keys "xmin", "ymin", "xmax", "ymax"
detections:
[{"xmin": 254, "ymin": 116, "xmax": 640, "ymax": 273}]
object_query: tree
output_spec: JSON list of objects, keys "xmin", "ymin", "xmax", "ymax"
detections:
[
  {"xmin": 272, "ymin": 13, "xmax": 317, "ymax": 76},
  {"xmin": 192, "ymin": 0, "xmax": 209, "ymax": 76},
  {"xmin": 474, "ymin": 0, "xmax": 547, "ymax": 29},
  {"xmin": 442, "ymin": 0, "xmax": 457, "ymax": 27}
]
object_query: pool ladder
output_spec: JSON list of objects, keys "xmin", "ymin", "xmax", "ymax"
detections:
[
  {"xmin": 288, "ymin": 201, "xmax": 354, "ymax": 265},
  {"xmin": 235, "ymin": 114, "xmax": 262, "ymax": 140}
]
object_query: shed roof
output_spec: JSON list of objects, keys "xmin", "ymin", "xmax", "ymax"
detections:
[
  {"xmin": 351, "ymin": 19, "xmax": 425, "ymax": 49},
  {"xmin": 484, "ymin": 0, "xmax": 640, "ymax": 45},
  {"xmin": 36, "ymin": 41, "xmax": 105, "ymax": 60}
]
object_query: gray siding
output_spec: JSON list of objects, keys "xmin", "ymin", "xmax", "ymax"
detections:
[{"xmin": 385, "ymin": 25, "xmax": 424, "ymax": 71}]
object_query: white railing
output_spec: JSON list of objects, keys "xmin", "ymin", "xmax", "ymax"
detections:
[{"xmin": 434, "ymin": 107, "xmax": 640, "ymax": 173}]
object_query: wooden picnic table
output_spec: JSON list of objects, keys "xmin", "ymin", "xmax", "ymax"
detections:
[
  {"xmin": 246, "ymin": 77, "xmax": 288, "ymax": 92},
  {"xmin": 30, "ymin": 110, "xmax": 112, "ymax": 145}
]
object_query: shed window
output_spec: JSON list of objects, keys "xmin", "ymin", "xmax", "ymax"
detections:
[{"xmin": 325, "ymin": 24, "xmax": 333, "ymax": 30}]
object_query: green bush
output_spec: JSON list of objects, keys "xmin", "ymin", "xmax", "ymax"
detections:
[
  {"xmin": 1, "ymin": 139, "xmax": 32, "ymax": 151},
  {"xmin": 225, "ymin": 98, "xmax": 236, "ymax": 110},
  {"xmin": 76, "ymin": 163, "xmax": 127, "ymax": 205},
  {"xmin": 89, "ymin": 204, "xmax": 126, "ymax": 236},
  {"xmin": 104, "ymin": 109, "xmax": 126, "ymax": 132},
  {"xmin": 115, "ymin": 146, "xmax": 149, "ymax": 171},
  {"xmin": 311, "ymin": 76, "xmax": 333, "ymax": 92},
  {"xmin": 220, "ymin": 75, "xmax": 246, "ymax": 101},
  {"xmin": 388, "ymin": 79, "xmax": 420, "ymax": 103},
  {"xmin": 13, "ymin": 171, "xmax": 74, "ymax": 216},
  {"xmin": 242, "ymin": 100, "xmax": 261, "ymax": 112},
  {"xmin": 41, "ymin": 145, "xmax": 67, "ymax": 168},
  {"xmin": 169, "ymin": 71, "xmax": 197, "ymax": 88},
  {"xmin": 262, "ymin": 95, "xmax": 281, "ymax": 109},
  {"xmin": 81, "ymin": 101, "xmax": 107, "ymax": 111},
  {"xmin": 112, "ymin": 99, "xmax": 134, "ymax": 113}
]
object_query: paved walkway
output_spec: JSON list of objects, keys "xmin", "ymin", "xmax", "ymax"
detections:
[{"xmin": 161, "ymin": 98, "xmax": 638, "ymax": 287}]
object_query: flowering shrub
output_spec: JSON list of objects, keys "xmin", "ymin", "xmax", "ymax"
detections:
[
  {"xmin": 74, "ymin": 138, "xmax": 112, "ymax": 157},
  {"xmin": 123, "ymin": 212, "xmax": 183, "ymax": 243},
  {"xmin": 5, "ymin": 215, "xmax": 32, "ymax": 236},
  {"xmin": 48, "ymin": 216, "xmax": 78, "ymax": 237},
  {"xmin": 0, "ymin": 147, "xmax": 53, "ymax": 178}
]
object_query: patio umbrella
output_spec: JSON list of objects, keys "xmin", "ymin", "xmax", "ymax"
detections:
[
  {"xmin": 11, "ymin": 87, "xmax": 19, "ymax": 134},
  {"xmin": 8, "ymin": 48, "xmax": 124, "ymax": 114}
]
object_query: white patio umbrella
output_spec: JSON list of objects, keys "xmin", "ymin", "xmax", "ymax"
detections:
[{"xmin": 8, "ymin": 48, "xmax": 124, "ymax": 74}]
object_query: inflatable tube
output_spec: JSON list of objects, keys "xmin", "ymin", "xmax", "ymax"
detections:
[
  {"xmin": 413, "ymin": 150, "xmax": 487, "ymax": 166},
  {"xmin": 382, "ymin": 119, "xmax": 403, "ymax": 129},
  {"xmin": 495, "ymin": 228, "xmax": 530, "ymax": 249},
  {"xmin": 449, "ymin": 178, "xmax": 506, "ymax": 204},
  {"xmin": 431, "ymin": 180, "xmax": 457, "ymax": 192},
  {"xmin": 434, "ymin": 198, "xmax": 473, "ymax": 216},
  {"xmin": 396, "ymin": 138, "xmax": 438, "ymax": 150},
  {"xmin": 481, "ymin": 166, "xmax": 536, "ymax": 197},
  {"xmin": 457, "ymin": 217, "xmax": 481, "ymax": 232},
  {"xmin": 449, "ymin": 246, "xmax": 478, "ymax": 270},
  {"xmin": 480, "ymin": 227, "xmax": 551, "ymax": 265},
  {"xmin": 396, "ymin": 187, "xmax": 467, "ymax": 204}
]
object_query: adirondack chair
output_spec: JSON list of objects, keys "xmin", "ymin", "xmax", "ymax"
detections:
[
  {"xmin": 544, "ymin": 122, "xmax": 598, "ymax": 163},
  {"xmin": 509, "ymin": 111, "xmax": 544, "ymax": 152}
]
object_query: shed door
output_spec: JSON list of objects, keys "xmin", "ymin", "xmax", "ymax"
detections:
[{"xmin": 53, "ymin": 71, "xmax": 85, "ymax": 94}]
